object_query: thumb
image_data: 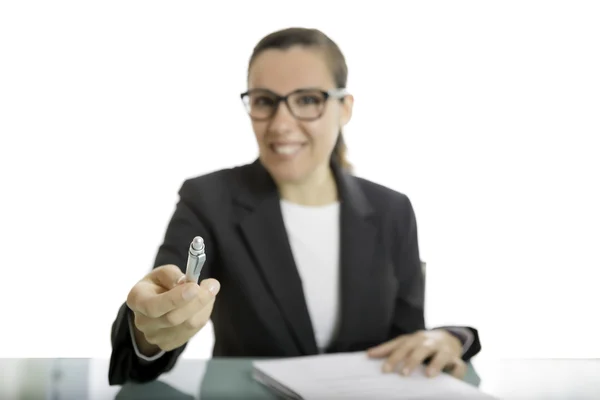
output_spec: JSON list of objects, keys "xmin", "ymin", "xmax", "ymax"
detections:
[
  {"xmin": 199, "ymin": 278, "xmax": 221, "ymax": 296},
  {"xmin": 146, "ymin": 264, "xmax": 185, "ymax": 290}
]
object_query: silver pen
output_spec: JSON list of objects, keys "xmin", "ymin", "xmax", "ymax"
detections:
[{"xmin": 185, "ymin": 236, "xmax": 206, "ymax": 283}]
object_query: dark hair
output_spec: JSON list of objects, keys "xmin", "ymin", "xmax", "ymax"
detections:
[{"xmin": 247, "ymin": 27, "xmax": 352, "ymax": 171}]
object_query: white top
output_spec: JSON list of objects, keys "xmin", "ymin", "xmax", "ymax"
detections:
[{"xmin": 280, "ymin": 199, "xmax": 341, "ymax": 352}]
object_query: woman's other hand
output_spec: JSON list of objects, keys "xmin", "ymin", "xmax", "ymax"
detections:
[{"xmin": 367, "ymin": 329, "xmax": 466, "ymax": 379}]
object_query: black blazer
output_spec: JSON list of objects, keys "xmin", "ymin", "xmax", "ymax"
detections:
[{"xmin": 108, "ymin": 159, "xmax": 481, "ymax": 384}]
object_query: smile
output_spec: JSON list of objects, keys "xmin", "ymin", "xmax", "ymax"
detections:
[{"xmin": 270, "ymin": 143, "xmax": 306, "ymax": 157}]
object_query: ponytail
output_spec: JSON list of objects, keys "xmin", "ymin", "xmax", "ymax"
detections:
[{"xmin": 332, "ymin": 131, "xmax": 352, "ymax": 172}]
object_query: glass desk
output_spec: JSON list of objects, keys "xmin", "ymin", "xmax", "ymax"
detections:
[{"xmin": 3, "ymin": 357, "xmax": 600, "ymax": 399}]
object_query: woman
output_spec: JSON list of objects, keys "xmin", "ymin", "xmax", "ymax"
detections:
[{"xmin": 108, "ymin": 27, "xmax": 481, "ymax": 385}]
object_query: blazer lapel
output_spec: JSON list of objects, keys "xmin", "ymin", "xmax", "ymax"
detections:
[
  {"xmin": 232, "ymin": 158, "xmax": 380, "ymax": 355},
  {"xmin": 234, "ymin": 160, "xmax": 319, "ymax": 355},
  {"xmin": 327, "ymin": 162, "xmax": 380, "ymax": 351}
]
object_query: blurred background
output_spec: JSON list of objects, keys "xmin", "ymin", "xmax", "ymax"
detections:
[{"xmin": 1, "ymin": 0, "xmax": 598, "ymax": 361}]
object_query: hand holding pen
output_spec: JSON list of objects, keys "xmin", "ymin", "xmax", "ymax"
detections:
[{"xmin": 126, "ymin": 236, "xmax": 220, "ymax": 355}]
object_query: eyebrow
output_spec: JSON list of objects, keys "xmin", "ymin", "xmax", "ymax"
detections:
[{"xmin": 247, "ymin": 87, "xmax": 330, "ymax": 94}]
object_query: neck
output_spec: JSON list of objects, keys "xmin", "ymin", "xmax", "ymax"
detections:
[{"xmin": 277, "ymin": 165, "xmax": 338, "ymax": 206}]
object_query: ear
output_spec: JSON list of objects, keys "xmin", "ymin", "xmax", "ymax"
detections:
[{"xmin": 339, "ymin": 94, "xmax": 354, "ymax": 127}]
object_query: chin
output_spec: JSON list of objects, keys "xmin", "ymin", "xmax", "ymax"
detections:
[
  {"xmin": 260, "ymin": 155, "xmax": 311, "ymax": 184},
  {"xmin": 267, "ymin": 163, "xmax": 310, "ymax": 184}
]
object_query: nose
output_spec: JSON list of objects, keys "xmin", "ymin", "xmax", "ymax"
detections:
[{"xmin": 268, "ymin": 100, "xmax": 296, "ymax": 133}]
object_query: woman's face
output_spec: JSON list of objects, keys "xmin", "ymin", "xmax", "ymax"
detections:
[{"xmin": 246, "ymin": 46, "xmax": 353, "ymax": 185}]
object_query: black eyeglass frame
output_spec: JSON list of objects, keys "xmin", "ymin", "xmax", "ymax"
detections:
[{"xmin": 239, "ymin": 87, "xmax": 348, "ymax": 121}]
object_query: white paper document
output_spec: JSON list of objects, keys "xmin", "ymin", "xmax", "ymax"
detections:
[{"xmin": 252, "ymin": 351, "xmax": 498, "ymax": 399}]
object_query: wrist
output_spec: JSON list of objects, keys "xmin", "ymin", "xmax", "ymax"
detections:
[
  {"xmin": 132, "ymin": 324, "xmax": 162, "ymax": 357},
  {"xmin": 127, "ymin": 308, "xmax": 165, "ymax": 360},
  {"xmin": 442, "ymin": 329, "xmax": 463, "ymax": 357}
]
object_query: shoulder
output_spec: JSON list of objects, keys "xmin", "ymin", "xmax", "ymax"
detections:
[
  {"xmin": 176, "ymin": 162, "xmax": 253, "ymax": 203},
  {"xmin": 351, "ymin": 175, "xmax": 419, "ymax": 249},
  {"xmin": 352, "ymin": 175, "xmax": 416, "ymax": 218}
]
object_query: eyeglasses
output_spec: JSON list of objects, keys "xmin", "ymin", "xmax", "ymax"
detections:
[{"xmin": 240, "ymin": 87, "xmax": 348, "ymax": 121}]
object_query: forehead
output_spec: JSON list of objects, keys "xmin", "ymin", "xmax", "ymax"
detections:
[{"xmin": 248, "ymin": 46, "xmax": 334, "ymax": 93}]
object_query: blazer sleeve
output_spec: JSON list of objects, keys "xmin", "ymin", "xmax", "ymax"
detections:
[
  {"xmin": 388, "ymin": 195, "xmax": 427, "ymax": 339},
  {"xmin": 389, "ymin": 196, "xmax": 481, "ymax": 361},
  {"xmin": 108, "ymin": 180, "xmax": 215, "ymax": 385}
]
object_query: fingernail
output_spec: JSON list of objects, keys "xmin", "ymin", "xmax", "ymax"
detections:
[
  {"xmin": 176, "ymin": 275, "xmax": 186, "ymax": 285},
  {"xmin": 183, "ymin": 286, "xmax": 197, "ymax": 300},
  {"xmin": 382, "ymin": 363, "xmax": 392, "ymax": 373},
  {"xmin": 208, "ymin": 281, "xmax": 220, "ymax": 295},
  {"xmin": 402, "ymin": 367, "xmax": 410, "ymax": 376}
]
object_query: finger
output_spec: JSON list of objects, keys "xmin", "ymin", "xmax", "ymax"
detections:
[
  {"xmin": 199, "ymin": 278, "xmax": 221, "ymax": 296},
  {"xmin": 183, "ymin": 297, "xmax": 216, "ymax": 331},
  {"xmin": 367, "ymin": 336, "xmax": 406, "ymax": 358},
  {"xmin": 133, "ymin": 311, "xmax": 158, "ymax": 335},
  {"xmin": 135, "ymin": 279, "xmax": 220, "ymax": 330},
  {"xmin": 155, "ymin": 325, "xmax": 196, "ymax": 352},
  {"xmin": 146, "ymin": 264, "xmax": 186, "ymax": 290},
  {"xmin": 143, "ymin": 325, "xmax": 174, "ymax": 350},
  {"xmin": 160, "ymin": 280, "xmax": 219, "ymax": 328},
  {"xmin": 401, "ymin": 341, "xmax": 438, "ymax": 376},
  {"xmin": 447, "ymin": 358, "xmax": 467, "ymax": 379},
  {"xmin": 380, "ymin": 338, "xmax": 416, "ymax": 373},
  {"xmin": 425, "ymin": 350, "xmax": 453, "ymax": 377},
  {"xmin": 145, "ymin": 302, "xmax": 216, "ymax": 352},
  {"xmin": 159, "ymin": 333, "xmax": 190, "ymax": 352},
  {"xmin": 130, "ymin": 281, "xmax": 201, "ymax": 318}
]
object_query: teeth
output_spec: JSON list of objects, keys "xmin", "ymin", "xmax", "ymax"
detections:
[{"xmin": 273, "ymin": 144, "xmax": 302, "ymax": 155}]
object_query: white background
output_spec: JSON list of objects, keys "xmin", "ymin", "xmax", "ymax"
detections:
[{"xmin": 1, "ymin": 1, "xmax": 599, "ymax": 361}]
